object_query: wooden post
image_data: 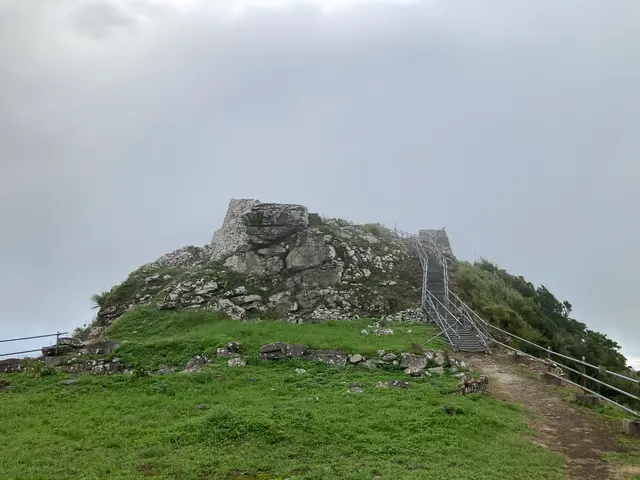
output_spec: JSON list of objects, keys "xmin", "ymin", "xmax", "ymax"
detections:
[{"xmin": 582, "ymin": 356, "xmax": 588, "ymax": 390}]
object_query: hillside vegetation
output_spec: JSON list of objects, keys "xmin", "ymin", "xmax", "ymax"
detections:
[
  {"xmin": 0, "ymin": 311, "xmax": 565, "ymax": 480},
  {"xmin": 454, "ymin": 260, "xmax": 639, "ymax": 409}
]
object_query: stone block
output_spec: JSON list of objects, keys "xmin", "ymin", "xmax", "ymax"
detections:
[
  {"xmin": 538, "ymin": 372, "xmax": 562, "ymax": 386},
  {"xmin": 622, "ymin": 419, "xmax": 640, "ymax": 436}
]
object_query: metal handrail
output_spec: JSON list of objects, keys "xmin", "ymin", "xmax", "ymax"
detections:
[
  {"xmin": 0, "ymin": 331, "xmax": 68, "ymax": 358},
  {"xmin": 449, "ymin": 296, "xmax": 640, "ymax": 385},
  {"xmin": 491, "ymin": 336, "xmax": 639, "ymax": 417}
]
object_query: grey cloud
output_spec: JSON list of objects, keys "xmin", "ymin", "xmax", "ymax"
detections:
[{"xmin": 1, "ymin": 0, "xmax": 639, "ymax": 359}]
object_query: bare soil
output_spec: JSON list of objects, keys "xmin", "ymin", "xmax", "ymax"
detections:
[{"xmin": 463, "ymin": 351, "xmax": 640, "ymax": 480}]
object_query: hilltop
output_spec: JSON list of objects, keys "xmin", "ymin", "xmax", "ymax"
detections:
[{"xmin": 89, "ymin": 199, "xmax": 429, "ymax": 334}]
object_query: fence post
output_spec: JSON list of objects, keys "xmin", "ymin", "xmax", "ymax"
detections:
[
  {"xmin": 547, "ymin": 347, "xmax": 552, "ymax": 372},
  {"xmin": 55, "ymin": 331, "xmax": 60, "ymax": 357},
  {"xmin": 582, "ymin": 356, "xmax": 587, "ymax": 390}
]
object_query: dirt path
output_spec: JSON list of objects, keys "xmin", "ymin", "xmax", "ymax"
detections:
[{"xmin": 463, "ymin": 352, "xmax": 637, "ymax": 480}]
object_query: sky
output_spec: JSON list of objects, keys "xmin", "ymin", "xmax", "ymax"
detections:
[{"xmin": 0, "ymin": 0, "xmax": 638, "ymax": 368}]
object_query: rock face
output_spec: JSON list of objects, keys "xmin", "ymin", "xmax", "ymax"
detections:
[{"xmin": 92, "ymin": 198, "xmax": 430, "ymax": 327}]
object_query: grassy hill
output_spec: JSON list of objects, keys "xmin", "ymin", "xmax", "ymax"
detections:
[{"xmin": 0, "ymin": 309, "xmax": 565, "ymax": 480}]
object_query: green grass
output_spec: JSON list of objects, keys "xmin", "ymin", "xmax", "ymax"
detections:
[
  {"xmin": 0, "ymin": 364, "xmax": 563, "ymax": 480},
  {"xmin": 107, "ymin": 308, "xmax": 442, "ymax": 371},
  {"xmin": 0, "ymin": 309, "xmax": 566, "ymax": 479}
]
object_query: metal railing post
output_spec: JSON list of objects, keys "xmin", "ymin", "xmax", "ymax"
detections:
[{"xmin": 547, "ymin": 347, "xmax": 552, "ymax": 373}]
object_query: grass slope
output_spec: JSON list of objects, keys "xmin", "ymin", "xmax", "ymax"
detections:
[{"xmin": 0, "ymin": 311, "xmax": 564, "ymax": 480}]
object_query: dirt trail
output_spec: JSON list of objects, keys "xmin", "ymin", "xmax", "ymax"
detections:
[{"xmin": 463, "ymin": 352, "xmax": 637, "ymax": 480}]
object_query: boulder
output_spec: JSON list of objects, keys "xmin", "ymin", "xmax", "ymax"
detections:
[
  {"xmin": 228, "ymin": 358, "xmax": 246, "ymax": 367},
  {"xmin": 400, "ymin": 353, "xmax": 428, "ymax": 371},
  {"xmin": 348, "ymin": 354, "xmax": 364, "ymax": 364},
  {"xmin": 91, "ymin": 361, "xmax": 125, "ymax": 375},
  {"xmin": 286, "ymin": 235, "xmax": 336, "ymax": 271},
  {"xmin": 428, "ymin": 366, "xmax": 445, "ymax": 375},
  {"xmin": 305, "ymin": 349, "xmax": 347, "ymax": 367},
  {"xmin": 183, "ymin": 355, "xmax": 211, "ymax": 373},
  {"xmin": 259, "ymin": 342, "xmax": 309, "ymax": 360},
  {"xmin": 243, "ymin": 203, "xmax": 309, "ymax": 246}
]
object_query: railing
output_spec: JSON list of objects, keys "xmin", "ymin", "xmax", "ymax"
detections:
[
  {"xmin": 0, "ymin": 332, "xmax": 68, "ymax": 358},
  {"xmin": 394, "ymin": 226, "xmax": 638, "ymax": 416}
]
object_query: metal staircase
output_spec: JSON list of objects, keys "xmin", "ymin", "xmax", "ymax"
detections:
[{"xmin": 397, "ymin": 230, "xmax": 491, "ymax": 353}]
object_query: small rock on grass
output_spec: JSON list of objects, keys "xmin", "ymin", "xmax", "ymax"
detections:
[
  {"xmin": 295, "ymin": 368, "xmax": 307, "ymax": 375},
  {"xmin": 228, "ymin": 358, "xmax": 246, "ymax": 367},
  {"xmin": 349, "ymin": 386, "xmax": 365, "ymax": 395}
]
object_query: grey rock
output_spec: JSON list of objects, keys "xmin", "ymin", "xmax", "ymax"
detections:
[
  {"xmin": 360, "ymin": 360, "xmax": 378, "ymax": 370},
  {"xmin": 434, "ymin": 351, "xmax": 448, "ymax": 367},
  {"xmin": 228, "ymin": 357, "xmax": 246, "ymax": 367},
  {"xmin": 305, "ymin": 349, "xmax": 347, "ymax": 367},
  {"xmin": 216, "ymin": 347, "xmax": 239, "ymax": 359},
  {"xmin": 213, "ymin": 298, "xmax": 245, "ymax": 320},
  {"xmin": 243, "ymin": 202, "xmax": 309, "ymax": 246},
  {"xmin": 382, "ymin": 353, "xmax": 397, "ymax": 362},
  {"xmin": 284, "ymin": 344, "xmax": 309, "ymax": 358},
  {"xmin": 197, "ymin": 403, "xmax": 208, "ymax": 410},
  {"xmin": 259, "ymin": 342, "xmax": 309, "ymax": 360},
  {"xmin": 400, "ymin": 353, "xmax": 428, "ymax": 371},
  {"xmin": 295, "ymin": 368, "xmax": 307, "ymax": 375},
  {"xmin": 377, "ymin": 379, "xmax": 412, "ymax": 389},
  {"xmin": 227, "ymin": 341, "xmax": 241, "ymax": 353},
  {"xmin": 194, "ymin": 281, "xmax": 218, "ymax": 295},
  {"xmin": 232, "ymin": 294, "xmax": 262, "ymax": 305},
  {"xmin": 349, "ymin": 386, "xmax": 365, "ymax": 395},
  {"xmin": 183, "ymin": 355, "xmax": 211, "ymax": 373},
  {"xmin": 348, "ymin": 354, "xmax": 364, "ymax": 364},
  {"xmin": 428, "ymin": 366, "xmax": 445, "ymax": 375},
  {"xmin": 286, "ymin": 235, "xmax": 336, "ymax": 271},
  {"xmin": 91, "ymin": 361, "xmax": 125, "ymax": 375},
  {"xmin": 404, "ymin": 367, "xmax": 426, "ymax": 377},
  {"xmin": 224, "ymin": 286, "xmax": 248, "ymax": 297}
]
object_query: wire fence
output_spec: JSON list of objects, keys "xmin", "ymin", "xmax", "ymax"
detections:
[{"xmin": 0, "ymin": 332, "xmax": 68, "ymax": 359}]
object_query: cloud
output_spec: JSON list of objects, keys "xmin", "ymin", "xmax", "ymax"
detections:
[{"xmin": 1, "ymin": 0, "xmax": 639, "ymax": 361}]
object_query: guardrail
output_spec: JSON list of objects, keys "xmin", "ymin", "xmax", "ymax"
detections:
[
  {"xmin": 392, "ymin": 225, "xmax": 638, "ymax": 417},
  {"xmin": 0, "ymin": 332, "xmax": 68, "ymax": 358}
]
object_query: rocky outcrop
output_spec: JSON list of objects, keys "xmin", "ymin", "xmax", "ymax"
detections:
[{"xmin": 90, "ymin": 198, "xmax": 437, "ymax": 328}]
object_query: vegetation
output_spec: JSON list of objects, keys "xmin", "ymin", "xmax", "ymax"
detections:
[
  {"xmin": 107, "ymin": 308, "xmax": 438, "ymax": 371},
  {"xmin": 90, "ymin": 291, "xmax": 110, "ymax": 310},
  {"xmin": 454, "ymin": 259, "xmax": 640, "ymax": 409},
  {"xmin": 0, "ymin": 309, "xmax": 565, "ymax": 480}
]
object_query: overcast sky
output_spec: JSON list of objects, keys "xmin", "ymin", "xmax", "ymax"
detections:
[{"xmin": 1, "ymin": 0, "xmax": 638, "ymax": 367}]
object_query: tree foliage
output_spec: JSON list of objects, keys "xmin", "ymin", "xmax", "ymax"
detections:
[{"xmin": 454, "ymin": 259, "xmax": 628, "ymax": 372}]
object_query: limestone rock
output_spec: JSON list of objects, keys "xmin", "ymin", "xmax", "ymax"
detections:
[
  {"xmin": 286, "ymin": 235, "xmax": 336, "ymax": 271},
  {"xmin": 348, "ymin": 354, "xmax": 364, "ymax": 364},
  {"xmin": 400, "ymin": 353, "xmax": 428, "ymax": 371},
  {"xmin": 428, "ymin": 366, "xmax": 445, "ymax": 375},
  {"xmin": 305, "ymin": 349, "xmax": 347, "ymax": 367},
  {"xmin": 183, "ymin": 355, "xmax": 211, "ymax": 373},
  {"xmin": 259, "ymin": 342, "xmax": 309, "ymax": 360},
  {"xmin": 228, "ymin": 357, "xmax": 246, "ymax": 367}
]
